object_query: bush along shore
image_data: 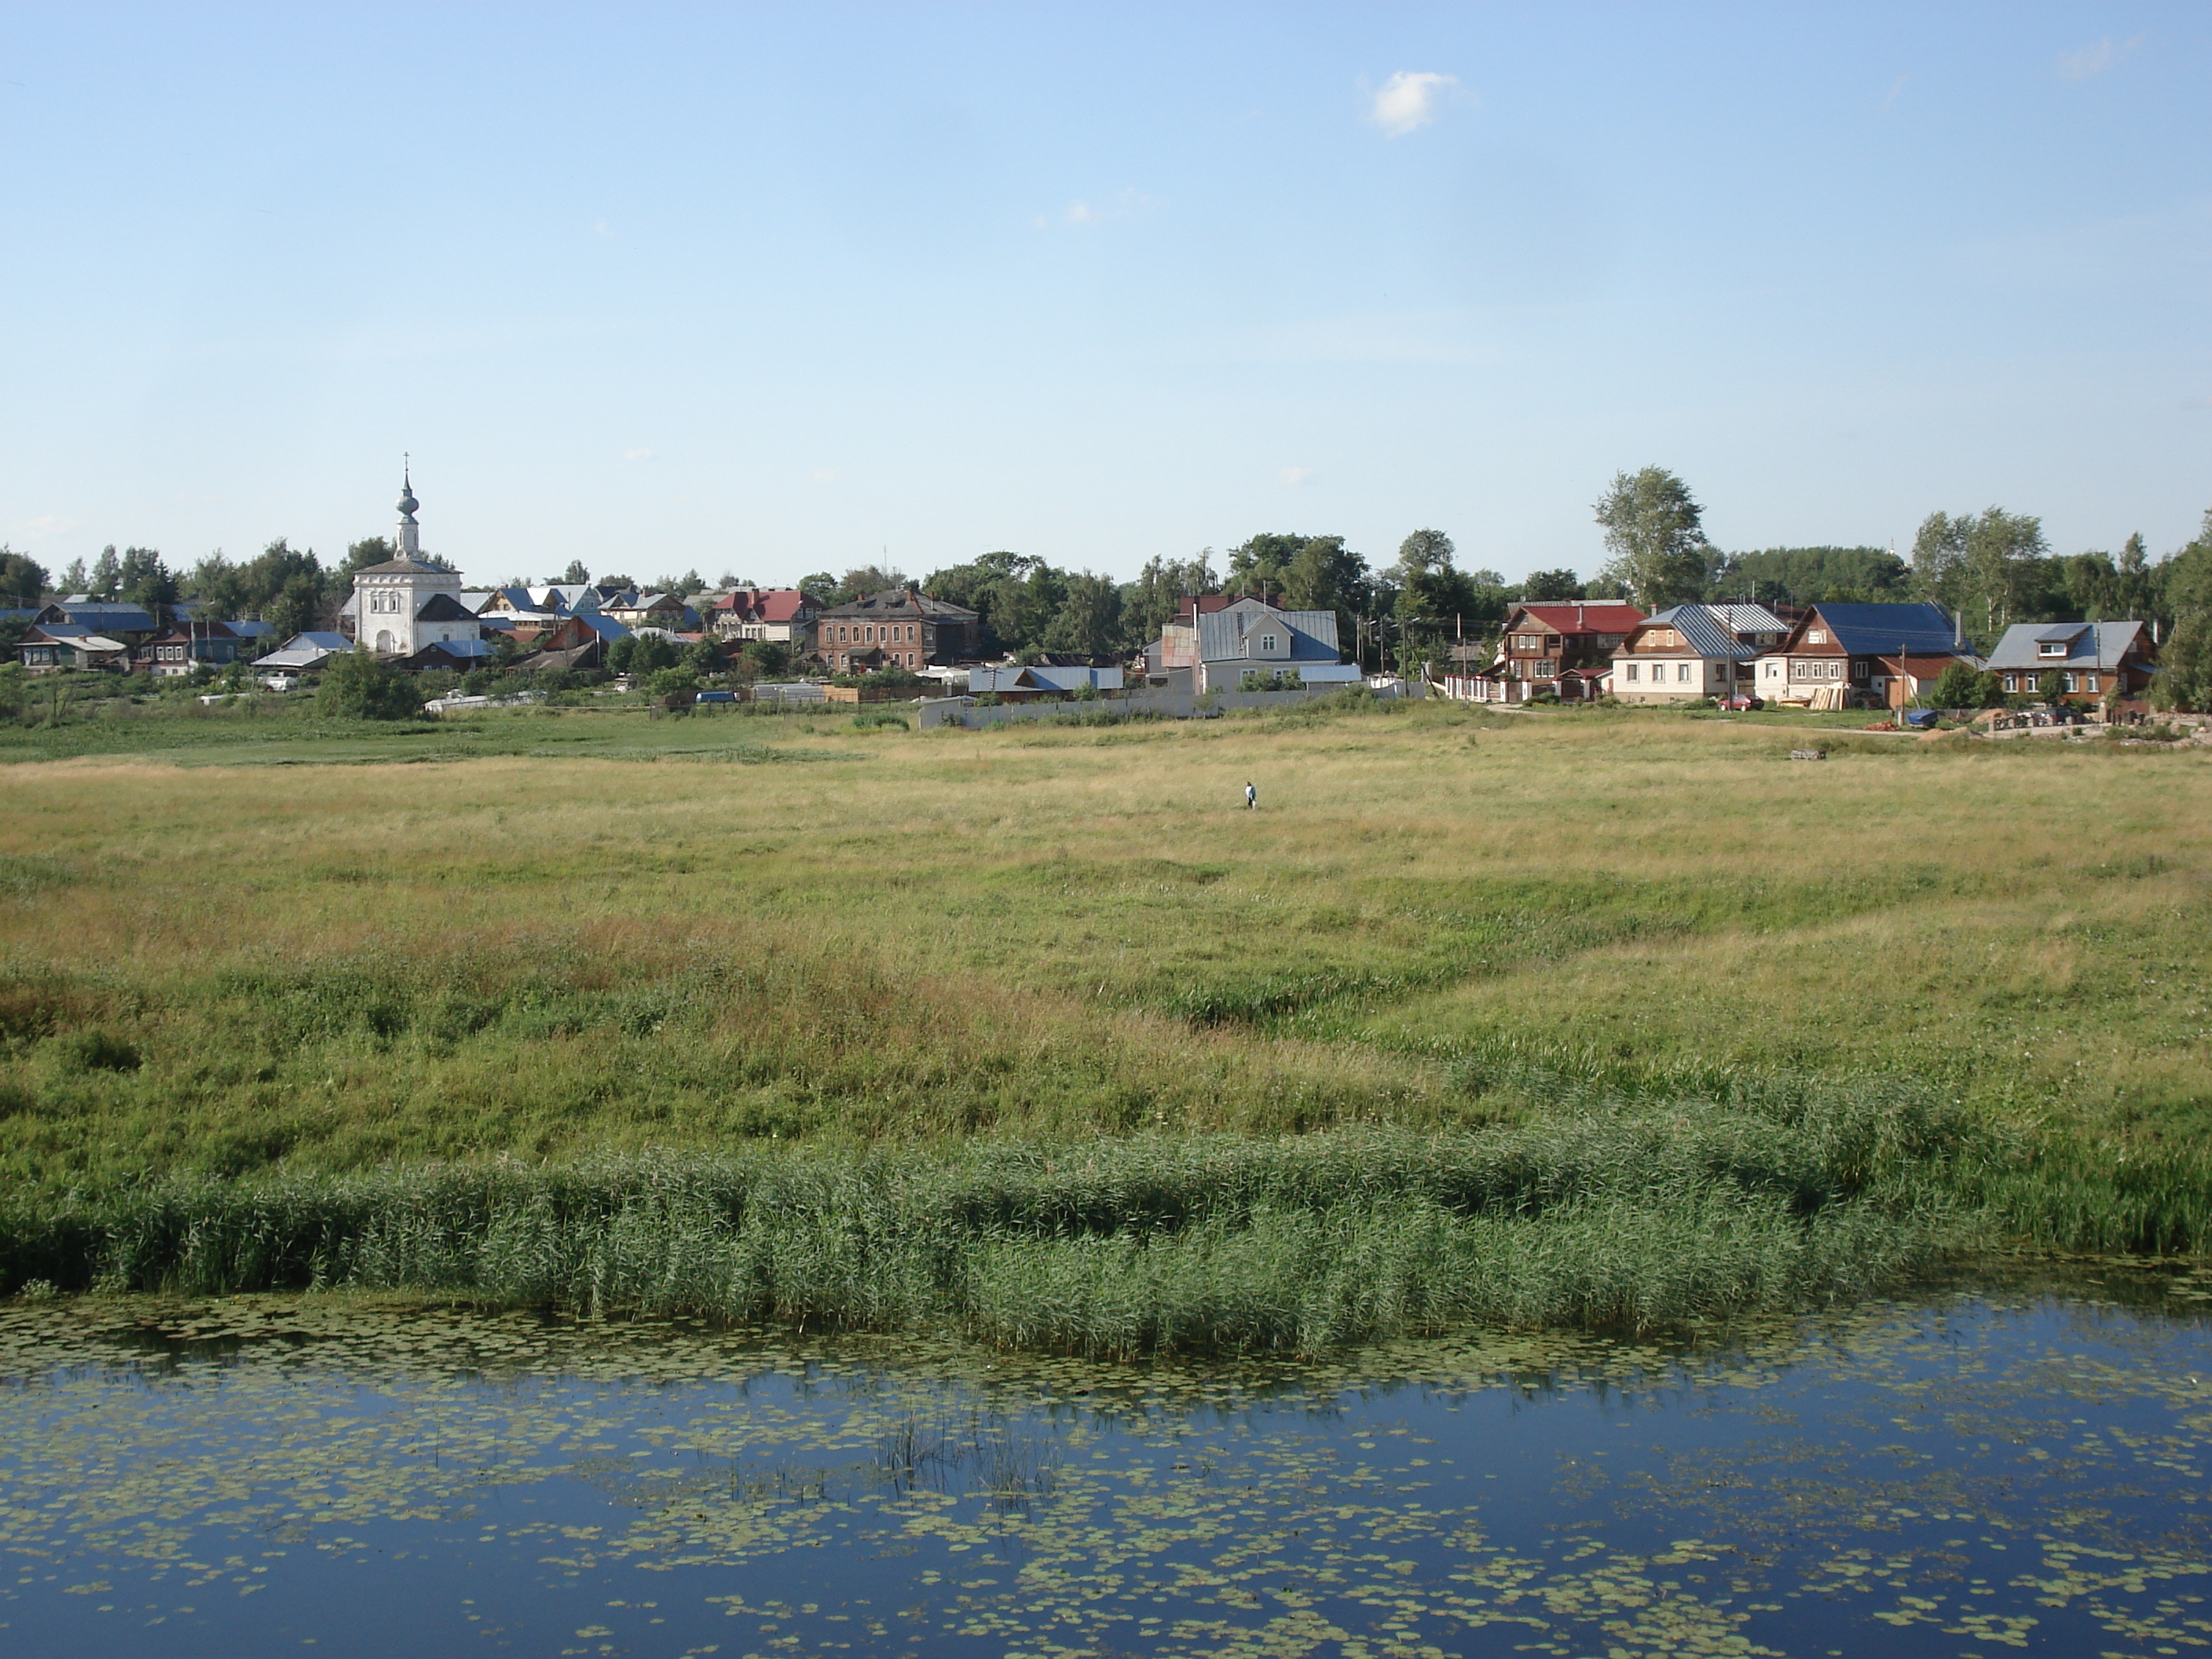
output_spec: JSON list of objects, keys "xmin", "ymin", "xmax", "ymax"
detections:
[{"xmin": 7, "ymin": 1082, "xmax": 2207, "ymax": 1356}]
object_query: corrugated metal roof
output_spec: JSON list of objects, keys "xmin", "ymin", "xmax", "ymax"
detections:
[
  {"xmin": 1984, "ymin": 620, "xmax": 2148, "ymax": 671},
  {"xmin": 1804, "ymin": 602, "xmax": 1962, "ymax": 657},
  {"xmin": 1704, "ymin": 602, "xmax": 1789, "ymax": 634},
  {"xmin": 1635, "ymin": 605, "xmax": 1758, "ymax": 661},
  {"xmin": 1193, "ymin": 601, "xmax": 1339, "ymax": 661}
]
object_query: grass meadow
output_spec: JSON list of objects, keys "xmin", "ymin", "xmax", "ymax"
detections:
[{"xmin": 1, "ymin": 695, "xmax": 2207, "ymax": 1346}]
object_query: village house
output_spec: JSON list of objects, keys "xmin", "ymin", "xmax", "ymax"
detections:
[
  {"xmin": 710, "ymin": 587, "xmax": 822, "ymax": 644},
  {"xmin": 136, "ymin": 621, "xmax": 263, "ymax": 677},
  {"xmin": 601, "ymin": 591, "xmax": 690, "ymax": 630},
  {"xmin": 1982, "ymin": 621, "xmax": 2158, "ymax": 706},
  {"xmin": 250, "ymin": 632, "xmax": 355, "ymax": 688},
  {"xmin": 1611, "ymin": 605, "xmax": 1760, "ymax": 703},
  {"xmin": 813, "ymin": 589, "xmax": 980, "ymax": 673},
  {"xmin": 31, "ymin": 600, "xmax": 159, "ymax": 644},
  {"xmin": 1752, "ymin": 602, "xmax": 1972, "ymax": 709},
  {"xmin": 511, "ymin": 612, "xmax": 628, "ymax": 674},
  {"xmin": 968, "ymin": 662, "xmax": 1124, "ymax": 700},
  {"xmin": 17, "ymin": 626, "xmax": 131, "ymax": 673},
  {"xmin": 1147, "ymin": 595, "xmax": 1357, "ymax": 694},
  {"xmin": 1493, "ymin": 602, "xmax": 1646, "ymax": 699}
]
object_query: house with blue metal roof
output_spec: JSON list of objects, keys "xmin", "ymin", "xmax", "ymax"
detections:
[
  {"xmin": 1752, "ymin": 602, "xmax": 1975, "ymax": 709},
  {"xmin": 1983, "ymin": 620, "xmax": 2156, "ymax": 705},
  {"xmin": 1612, "ymin": 605, "xmax": 1760, "ymax": 703}
]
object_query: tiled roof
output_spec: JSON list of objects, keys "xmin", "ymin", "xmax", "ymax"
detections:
[{"xmin": 1512, "ymin": 602, "xmax": 1646, "ymax": 634}]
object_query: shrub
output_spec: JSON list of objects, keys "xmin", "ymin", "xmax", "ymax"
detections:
[{"xmin": 316, "ymin": 649, "xmax": 423, "ymax": 720}]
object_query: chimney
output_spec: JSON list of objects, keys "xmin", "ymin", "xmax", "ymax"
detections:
[
  {"xmin": 1954, "ymin": 609, "xmax": 1963, "ymax": 649},
  {"xmin": 1577, "ymin": 603, "xmax": 1585, "ymax": 629}
]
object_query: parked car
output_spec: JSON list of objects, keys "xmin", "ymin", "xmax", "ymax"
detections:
[{"xmin": 1720, "ymin": 694, "xmax": 1763, "ymax": 711}]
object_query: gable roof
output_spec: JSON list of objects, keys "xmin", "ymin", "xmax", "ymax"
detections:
[
  {"xmin": 1983, "ymin": 619, "xmax": 2149, "ymax": 672},
  {"xmin": 1193, "ymin": 601, "xmax": 1340, "ymax": 661},
  {"xmin": 1629, "ymin": 605, "xmax": 1758, "ymax": 661},
  {"xmin": 1507, "ymin": 602, "xmax": 1646, "ymax": 635},
  {"xmin": 1790, "ymin": 602, "xmax": 1963, "ymax": 657},
  {"xmin": 414, "ymin": 591, "xmax": 480, "ymax": 622},
  {"xmin": 36, "ymin": 602, "xmax": 157, "ymax": 633},
  {"xmin": 1703, "ymin": 602, "xmax": 1789, "ymax": 635}
]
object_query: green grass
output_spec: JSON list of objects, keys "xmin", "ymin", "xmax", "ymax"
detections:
[{"xmin": 1, "ymin": 696, "xmax": 2207, "ymax": 1346}]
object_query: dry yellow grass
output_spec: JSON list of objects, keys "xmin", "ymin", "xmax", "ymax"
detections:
[{"xmin": 0, "ymin": 701, "xmax": 2207, "ymax": 1179}]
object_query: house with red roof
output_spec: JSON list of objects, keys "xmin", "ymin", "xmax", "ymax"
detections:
[
  {"xmin": 710, "ymin": 587, "xmax": 824, "ymax": 645},
  {"xmin": 1488, "ymin": 600, "xmax": 1645, "ymax": 700}
]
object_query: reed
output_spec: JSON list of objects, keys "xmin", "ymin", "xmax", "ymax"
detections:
[{"xmin": 0, "ymin": 1086, "xmax": 2096, "ymax": 1354}]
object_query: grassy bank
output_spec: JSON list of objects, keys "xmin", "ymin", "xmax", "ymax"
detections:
[{"xmin": 1, "ymin": 698, "xmax": 2207, "ymax": 1346}]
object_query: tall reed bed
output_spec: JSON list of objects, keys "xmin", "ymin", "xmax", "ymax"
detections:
[{"xmin": 0, "ymin": 1090, "xmax": 1990, "ymax": 1354}]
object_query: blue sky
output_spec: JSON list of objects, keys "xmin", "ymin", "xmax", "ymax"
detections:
[{"xmin": 2, "ymin": 3, "xmax": 2206, "ymax": 589}]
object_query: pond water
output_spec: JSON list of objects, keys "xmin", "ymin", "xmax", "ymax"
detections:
[{"xmin": 4, "ymin": 1262, "xmax": 2212, "ymax": 1658}]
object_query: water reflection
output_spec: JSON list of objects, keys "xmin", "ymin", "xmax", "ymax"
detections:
[{"xmin": 1, "ymin": 1258, "xmax": 2209, "ymax": 1656}]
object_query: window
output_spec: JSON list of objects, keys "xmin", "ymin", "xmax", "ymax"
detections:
[
  {"xmin": 2064, "ymin": 672, "xmax": 2078, "ymax": 694},
  {"xmin": 1534, "ymin": 660, "xmax": 1555, "ymax": 677},
  {"xmin": 1851, "ymin": 660, "xmax": 1869, "ymax": 680},
  {"xmin": 2085, "ymin": 673, "xmax": 2099, "ymax": 692},
  {"xmin": 1763, "ymin": 661, "xmax": 1778, "ymax": 679},
  {"xmin": 1807, "ymin": 628, "xmax": 1827, "ymax": 644},
  {"xmin": 1625, "ymin": 663, "xmax": 1640, "ymax": 683},
  {"xmin": 2038, "ymin": 641, "xmax": 2067, "ymax": 657},
  {"xmin": 2003, "ymin": 674, "xmax": 2018, "ymax": 693},
  {"xmin": 1676, "ymin": 662, "xmax": 1691, "ymax": 683},
  {"xmin": 1261, "ymin": 634, "xmax": 1278, "ymax": 653}
]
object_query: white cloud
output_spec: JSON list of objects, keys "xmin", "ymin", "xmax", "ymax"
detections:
[
  {"xmin": 622, "ymin": 448, "xmax": 652, "ymax": 461},
  {"xmin": 1279, "ymin": 467, "xmax": 1313, "ymax": 486},
  {"xmin": 591, "ymin": 218, "xmax": 613, "ymax": 238},
  {"xmin": 14, "ymin": 512, "xmax": 80, "ymax": 542},
  {"xmin": 2057, "ymin": 35, "xmax": 2143, "ymax": 80},
  {"xmin": 809, "ymin": 468, "xmax": 837, "ymax": 484},
  {"xmin": 1045, "ymin": 188, "xmax": 1161, "ymax": 230},
  {"xmin": 1370, "ymin": 71, "xmax": 1458, "ymax": 137}
]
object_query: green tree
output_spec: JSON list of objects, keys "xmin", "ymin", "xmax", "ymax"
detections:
[
  {"xmin": 2152, "ymin": 614, "xmax": 2212, "ymax": 712},
  {"xmin": 1044, "ymin": 570, "xmax": 1124, "ymax": 658},
  {"xmin": 116, "ymin": 547, "xmax": 178, "ymax": 613},
  {"xmin": 343, "ymin": 537, "xmax": 396, "ymax": 573},
  {"xmin": 317, "ymin": 648, "xmax": 422, "ymax": 720},
  {"xmin": 2160, "ymin": 511, "xmax": 2212, "ymax": 623},
  {"xmin": 1390, "ymin": 529, "xmax": 1481, "ymax": 672},
  {"xmin": 561, "ymin": 560, "xmax": 591, "ymax": 584},
  {"xmin": 89, "ymin": 545, "xmax": 122, "ymax": 598},
  {"xmin": 738, "ymin": 639, "xmax": 790, "ymax": 679},
  {"xmin": 1594, "ymin": 468, "xmax": 1709, "ymax": 610},
  {"xmin": 2035, "ymin": 668, "xmax": 2067, "ymax": 703},
  {"xmin": 1121, "ymin": 551, "xmax": 1218, "ymax": 649},
  {"xmin": 0, "ymin": 548, "xmax": 49, "ymax": 609},
  {"xmin": 1913, "ymin": 507, "xmax": 2049, "ymax": 636},
  {"xmin": 1927, "ymin": 660, "xmax": 2001, "ymax": 709},
  {"xmin": 59, "ymin": 558, "xmax": 87, "ymax": 595},
  {"xmin": 1521, "ymin": 569, "xmax": 1581, "ymax": 602}
]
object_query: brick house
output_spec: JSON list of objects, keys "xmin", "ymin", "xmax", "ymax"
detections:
[
  {"xmin": 1983, "ymin": 621, "xmax": 2158, "ymax": 706},
  {"xmin": 812, "ymin": 589, "xmax": 980, "ymax": 673}
]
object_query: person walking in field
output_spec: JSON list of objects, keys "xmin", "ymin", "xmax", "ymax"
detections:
[{"xmin": 1244, "ymin": 781, "xmax": 1257, "ymax": 811}]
